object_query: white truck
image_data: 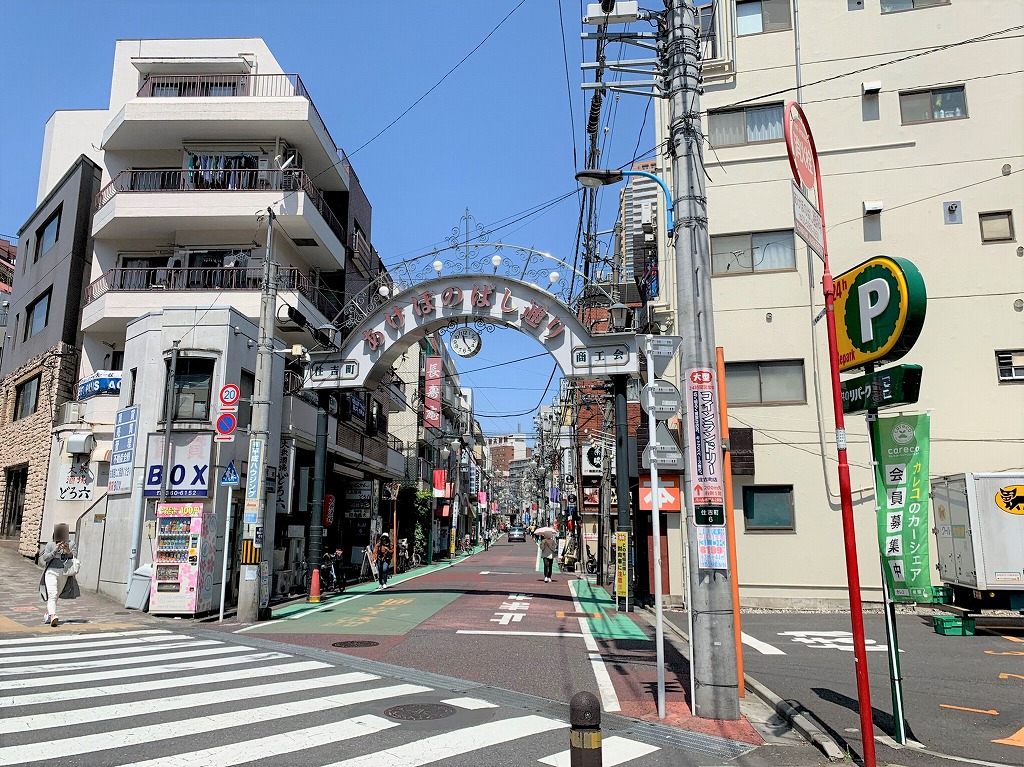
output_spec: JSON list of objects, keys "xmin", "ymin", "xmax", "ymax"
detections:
[{"xmin": 931, "ymin": 472, "xmax": 1024, "ymax": 611}]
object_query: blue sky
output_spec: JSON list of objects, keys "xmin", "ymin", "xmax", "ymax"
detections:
[{"xmin": 0, "ymin": 1, "xmax": 652, "ymax": 434}]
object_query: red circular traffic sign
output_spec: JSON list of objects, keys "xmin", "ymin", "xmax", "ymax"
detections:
[
  {"xmin": 216, "ymin": 413, "xmax": 237, "ymax": 435},
  {"xmin": 219, "ymin": 384, "xmax": 240, "ymax": 406},
  {"xmin": 784, "ymin": 102, "xmax": 818, "ymax": 190}
]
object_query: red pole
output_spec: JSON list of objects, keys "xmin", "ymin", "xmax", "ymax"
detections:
[{"xmin": 808, "ymin": 114, "xmax": 878, "ymax": 766}]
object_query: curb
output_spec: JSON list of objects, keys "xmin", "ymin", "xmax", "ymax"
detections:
[{"xmin": 640, "ymin": 606, "xmax": 847, "ymax": 762}]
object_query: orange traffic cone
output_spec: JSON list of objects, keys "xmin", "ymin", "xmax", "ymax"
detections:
[{"xmin": 309, "ymin": 567, "xmax": 321, "ymax": 604}]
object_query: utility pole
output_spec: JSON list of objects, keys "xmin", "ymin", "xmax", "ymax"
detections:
[
  {"xmin": 237, "ymin": 208, "xmax": 276, "ymax": 623},
  {"xmin": 308, "ymin": 392, "xmax": 328, "ymax": 598},
  {"xmin": 667, "ymin": 0, "xmax": 740, "ymax": 720},
  {"xmin": 611, "ymin": 374, "xmax": 632, "ymax": 610}
]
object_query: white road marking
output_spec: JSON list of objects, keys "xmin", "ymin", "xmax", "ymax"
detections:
[
  {"xmin": 538, "ymin": 735, "xmax": 661, "ymax": 766},
  {"xmin": 119, "ymin": 715, "xmax": 399, "ymax": 767},
  {"xmin": 324, "ymin": 715, "xmax": 569, "ymax": 767},
  {"xmin": 0, "ymin": 638, "xmax": 212, "ymax": 665},
  {"xmin": 0, "ymin": 641, "xmax": 231, "ymax": 675},
  {"xmin": 456, "ymin": 630, "xmax": 585, "ymax": 637},
  {"xmin": 568, "ymin": 579, "xmax": 621, "ymax": 713},
  {"xmin": 741, "ymin": 632, "xmax": 786, "ymax": 655},
  {"xmin": 3, "ymin": 660, "xmax": 330, "ymax": 709},
  {"xmin": 0, "ymin": 684, "xmax": 431, "ymax": 763},
  {"xmin": 1, "ymin": 649, "xmax": 286, "ymax": 691},
  {"xmin": 442, "ymin": 697, "xmax": 499, "ymax": 710},
  {"xmin": 0, "ymin": 671, "xmax": 379, "ymax": 734},
  {"xmin": 0, "ymin": 628, "xmax": 170, "ymax": 647},
  {"xmin": 0, "ymin": 632, "xmax": 188, "ymax": 657}
]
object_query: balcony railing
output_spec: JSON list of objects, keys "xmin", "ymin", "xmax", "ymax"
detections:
[
  {"xmin": 84, "ymin": 265, "xmax": 340, "ymax": 319},
  {"xmin": 94, "ymin": 169, "xmax": 347, "ymax": 247},
  {"xmin": 135, "ymin": 73, "xmax": 342, "ymax": 165}
]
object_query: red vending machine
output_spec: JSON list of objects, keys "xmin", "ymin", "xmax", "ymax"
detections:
[{"xmin": 150, "ymin": 501, "xmax": 217, "ymax": 615}]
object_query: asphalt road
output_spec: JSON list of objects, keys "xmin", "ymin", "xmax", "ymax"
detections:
[
  {"xmin": 732, "ymin": 611, "xmax": 1024, "ymax": 766},
  {"xmin": 214, "ymin": 539, "xmax": 830, "ymax": 766}
]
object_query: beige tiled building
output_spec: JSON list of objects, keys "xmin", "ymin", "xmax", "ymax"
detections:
[{"xmin": 647, "ymin": 0, "xmax": 1024, "ymax": 606}]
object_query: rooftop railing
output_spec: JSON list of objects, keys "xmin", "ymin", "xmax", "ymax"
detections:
[
  {"xmin": 135, "ymin": 73, "xmax": 343, "ymax": 165},
  {"xmin": 94, "ymin": 168, "xmax": 346, "ymax": 247}
]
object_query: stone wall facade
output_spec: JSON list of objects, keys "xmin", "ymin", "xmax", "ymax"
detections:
[{"xmin": 0, "ymin": 343, "xmax": 79, "ymax": 557}]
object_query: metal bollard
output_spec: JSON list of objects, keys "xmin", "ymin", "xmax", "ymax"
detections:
[{"xmin": 569, "ymin": 691, "xmax": 602, "ymax": 767}]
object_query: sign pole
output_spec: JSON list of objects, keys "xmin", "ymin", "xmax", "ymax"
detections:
[
  {"xmin": 219, "ymin": 484, "xmax": 233, "ymax": 622},
  {"xmin": 644, "ymin": 335, "xmax": 667, "ymax": 719},
  {"xmin": 786, "ymin": 100, "xmax": 877, "ymax": 767},
  {"xmin": 864, "ymin": 362, "xmax": 908, "ymax": 745}
]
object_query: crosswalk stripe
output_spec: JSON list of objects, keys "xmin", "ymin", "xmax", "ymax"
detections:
[
  {"xmin": 1, "ymin": 649, "xmax": 283, "ymax": 691},
  {"xmin": 0, "ymin": 638, "xmax": 213, "ymax": 665},
  {"xmin": 118, "ymin": 714, "xmax": 401, "ymax": 767},
  {"xmin": 0, "ymin": 633, "xmax": 195, "ymax": 657},
  {"xmin": 0, "ymin": 629, "xmax": 170, "ymax": 647},
  {"xmin": 3, "ymin": 660, "xmax": 331, "ymax": 709},
  {"xmin": 0, "ymin": 640, "xmax": 230, "ymax": 676},
  {"xmin": 441, "ymin": 697, "xmax": 499, "ymax": 710},
  {"xmin": 1, "ymin": 671, "xmax": 380, "ymax": 734},
  {"xmin": 538, "ymin": 735, "xmax": 661, "ymax": 766},
  {"xmin": 0, "ymin": 684, "xmax": 432, "ymax": 763},
  {"xmin": 325, "ymin": 715, "xmax": 569, "ymax": 767}
]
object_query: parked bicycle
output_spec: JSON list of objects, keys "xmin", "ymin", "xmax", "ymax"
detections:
[
  {"xmin": 396, "ymin": 538, "xmax": 410, "ymax": 573},
  {"xmin": 319, "ymin": 550, "xmax": 346, "ymax": 594}
]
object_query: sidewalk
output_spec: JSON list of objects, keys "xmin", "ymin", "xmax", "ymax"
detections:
[{"xmin": 0, "ymin": 546, "xmax": 155, "ymax": 634}]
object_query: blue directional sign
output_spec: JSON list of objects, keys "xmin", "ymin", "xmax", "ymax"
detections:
[{"xmin": 221, "ymin": 461, "xmax": 240, "ymax": 487}]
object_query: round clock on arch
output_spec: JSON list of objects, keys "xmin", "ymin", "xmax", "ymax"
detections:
[{"xmin": 450, "ymin": 327, "xmax": 482, "ymax": 358}]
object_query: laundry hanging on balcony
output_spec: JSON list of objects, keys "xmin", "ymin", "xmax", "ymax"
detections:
[{"xmin": 187, "ymin": 153, "xmax": 260, "ymax": 190}]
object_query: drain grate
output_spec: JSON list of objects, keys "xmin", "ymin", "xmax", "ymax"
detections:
[
  {"xmin": 384, "ymin": 703, "xmax": 457, "ymax": 721},
  {"xmin": 332, "ymin": 640, "xmax": 380, "ymax": 648}
]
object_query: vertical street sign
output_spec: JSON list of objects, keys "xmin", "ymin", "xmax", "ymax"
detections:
[
  {"xmin": 683, "ymin": 368, "xmax": 727, "ymax": 570},
  {"xmin": 243, "ymin": 438, "xmax": 264, "ymax": 538},
  {"xmin": 108, "ymin": 405, "xmax": 140, "ymax": 495}
]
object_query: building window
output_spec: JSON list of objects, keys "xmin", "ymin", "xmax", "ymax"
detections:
[
  {"xmin": 736, "ymin": 0, "xmax": 791, "ymax": 35},
  {"xmin": 979, "ymin": 211, "xmax": 1014, "ymax": 243},
  {"xmin": 881, "ymin": 0, "xmax": 950, "ymax": 13},
  {"xmin": 23, "ymin": 291, "xmax": 51, "ymax": 341},
  {"xmin": 725, "ymin": 360, "xmax": 806, "ymax": 404},
  {"xmin": 997, "ymin": 351, "xmax": 1024, "ymax": 382},
  {"xmin": 899, "ymin": 86, "xmax": 967, "ymax": 124},
  {"xmin": 697, "ymin": 1, "xmax": 718, "ymax": 58},
  {"xmin": 709, "ymin": 103, "xmax": 784, "ymax": 147},
  {"xmin": 14, "ymin": 375, "xmax": 41, "ymax": 420},
  {"xmin": 128, "ymin": 368, "xmax": 138, "ymax": 406},
  {"xmin": 237, "ymin": 370, "xmax": 255, "ymax": 431},
  {"xmin": 743, "ymin": 485, "xmax": 795, "ymax": 531},
  {"xmin": 35, "ymin": 208, "xmax": 61, "ymax": 262},
  {"xmin": 712, "ymin": 230, "xmax": 795, "ymax": 275},
  {"xmin": 165, "ymin": 358, "xmax": 215, "ymax": 421}
]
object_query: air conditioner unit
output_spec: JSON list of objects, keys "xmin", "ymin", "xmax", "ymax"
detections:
[{"xmin": 61, "ymin": 402, "xmax": 85, "ymax": 425}]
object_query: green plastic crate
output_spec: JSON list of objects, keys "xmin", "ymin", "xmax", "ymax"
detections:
[{"xmin": 932, "ymin": 614, "xmax": 975, "ymax": 636}]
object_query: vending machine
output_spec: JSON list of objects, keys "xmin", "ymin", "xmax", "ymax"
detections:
[{"xmin": 150, "ymin": 501, "xmax": 217, "ymax": 616}]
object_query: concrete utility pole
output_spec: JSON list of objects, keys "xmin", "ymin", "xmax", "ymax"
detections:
[
  {"xmin": 237, "ymin": 209, "xmax": 276, "ymax": 623},
  {"xmin": 308, "ymin": 392, "xmax": 328, "ymax": 594},
  {"xmin": 667, "ymin": 0, "xmax": 740, "ymax": 719}
]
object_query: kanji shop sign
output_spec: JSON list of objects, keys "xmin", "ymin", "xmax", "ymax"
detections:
[{"xmin": 305, "ymin": 275, "xmax": 639, "ymax": 391}]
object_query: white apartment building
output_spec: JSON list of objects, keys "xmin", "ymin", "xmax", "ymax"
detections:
[
  {"xmin": 16, "ymin": 38, "xmax": 405, "ymax": 610},
  {"xmin": 643, "ymin": 0, "xmax": 1023, "ymax": 606}
]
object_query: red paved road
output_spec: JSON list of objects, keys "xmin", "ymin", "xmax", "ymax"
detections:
[{"xmin": 241, "ymin": 538, "xmax": 761, "ymax": 744}]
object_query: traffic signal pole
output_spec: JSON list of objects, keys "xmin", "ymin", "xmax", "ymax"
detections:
[{"xmin": 666, "ymin": 1, "xmax": 740, "ymax": 720}]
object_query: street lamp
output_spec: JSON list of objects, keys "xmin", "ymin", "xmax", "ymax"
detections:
[
  {"xmin": 576, "ymin": 169, "xmax": 674, "ymax": 233},
  {"xmin": 608, "ymin": 302, "xmax": 631, "ymax": 332}
]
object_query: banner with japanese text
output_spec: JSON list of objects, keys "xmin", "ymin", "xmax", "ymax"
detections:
[
  {"xmin": 423, "ymin": 355, "xmax": 442, "ymax": 430},
  {"xmin": 872, "ymin": 413, "xmax": 933, "ymax": 602}
]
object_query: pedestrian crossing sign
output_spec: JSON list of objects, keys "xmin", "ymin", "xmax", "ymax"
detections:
[{"xmin": 220, "ymin": 461, "xmax": 240, "ymax": 487}]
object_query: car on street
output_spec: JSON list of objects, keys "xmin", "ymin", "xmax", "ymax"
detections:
[{"xmin": 507, "ymin": 526, "xmax": 526, "ymax": 542}]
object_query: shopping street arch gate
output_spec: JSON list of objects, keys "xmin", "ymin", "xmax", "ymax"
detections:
[{"xmin": 302, "ymin": 274, "xmax": 639, "ymax": 392}]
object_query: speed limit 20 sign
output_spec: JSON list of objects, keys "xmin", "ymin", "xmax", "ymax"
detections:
[{"xmin": 219, "ymin": 384, "xmax": 240, "ymax": 408}]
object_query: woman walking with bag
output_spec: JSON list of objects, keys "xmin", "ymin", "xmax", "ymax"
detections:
[{"xmin": 39, "ymin": 523, "xmax": 80, "ymax": 627}]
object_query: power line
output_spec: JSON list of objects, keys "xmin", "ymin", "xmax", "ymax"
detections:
[{"xmin": 557, "ymin": 0, "xmax": 580, "ymax": 171}]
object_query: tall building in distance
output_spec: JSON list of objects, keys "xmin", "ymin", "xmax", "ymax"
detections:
[{"xmin": 617, "ymin": 159, "xmax": 662, "ymax": 289}]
